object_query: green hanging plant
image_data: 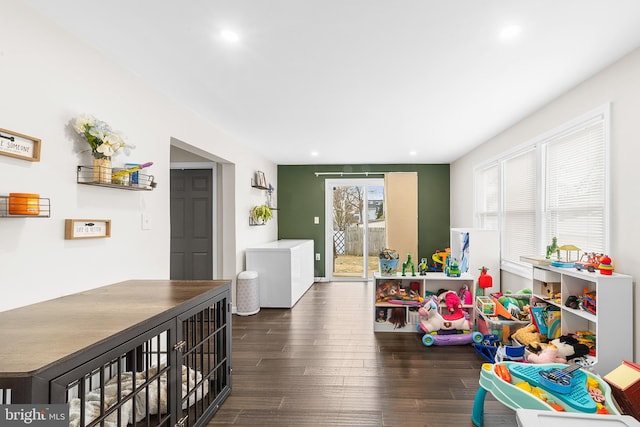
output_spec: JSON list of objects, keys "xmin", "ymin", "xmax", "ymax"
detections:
[{"xmin": 251, "ymin": 204, "xmax": 273, "ymax": 223}]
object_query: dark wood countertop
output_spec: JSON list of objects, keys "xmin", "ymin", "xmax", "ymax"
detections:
[{"xmin": 0, "ymin": 279, "xmax": 230, "ymax": 376}]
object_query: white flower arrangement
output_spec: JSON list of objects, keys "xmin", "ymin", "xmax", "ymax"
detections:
[{"xmin": 73, "ymin": 114, "xmax": 133, "ymax": 159}]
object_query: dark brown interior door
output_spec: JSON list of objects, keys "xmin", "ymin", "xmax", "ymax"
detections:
[{"xmin": 170, "ymin": 169, "xmax": 213, "ymax": 279}]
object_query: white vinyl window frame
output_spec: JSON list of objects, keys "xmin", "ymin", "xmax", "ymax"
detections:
[{"xmin": 473, "ymin": 104, "xmax": 610, "ymax": 279}]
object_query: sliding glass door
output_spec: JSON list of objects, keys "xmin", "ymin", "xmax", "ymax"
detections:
[{"xmin": 325, "ymin": 178, "xmax": 384, "ymax": 280}]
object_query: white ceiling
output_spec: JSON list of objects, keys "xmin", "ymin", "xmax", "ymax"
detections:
[{"xmin": 24, "ymin": 0, "xmax": 640, "ymax": 165}]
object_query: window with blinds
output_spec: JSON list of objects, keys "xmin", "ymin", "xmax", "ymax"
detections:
[
  {"xmin": 544, "ymin": 116, "xmax": 607, "ymax": 253},
  {"xmin": 473, "ymin": 105, "xmax": 609, "ymax": 275}
]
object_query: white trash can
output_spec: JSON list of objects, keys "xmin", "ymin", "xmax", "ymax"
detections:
[{"xmin": 236, "ymin": 271, "xmax": 260, "ymax": 315}]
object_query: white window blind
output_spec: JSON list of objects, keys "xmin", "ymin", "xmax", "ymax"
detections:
[
  {"xmin": 473, "ymin": 105, "xmax": 609, "ymax": 275},
  {"xmin": 475, "ymin": 164, "xmax": 499, "ymax": 230},
  {"xmin": 502, "ymin": 148, "xmax": 537, "ymax": 264},
  {"xmin": 544, "ymin": 115, "xmax": 606, "ymax": 253}
]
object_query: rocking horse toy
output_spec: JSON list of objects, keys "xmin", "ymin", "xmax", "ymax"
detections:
[{"xmin": 417, "ymin": 294, "xmax": 482, "ymax": 347}]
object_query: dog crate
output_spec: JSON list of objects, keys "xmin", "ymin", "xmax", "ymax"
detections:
[{"xmin": 0, "ymin": 279, "xmax": 231, "ymax": 427}]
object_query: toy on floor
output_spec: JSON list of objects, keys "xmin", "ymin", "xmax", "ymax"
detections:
[
  {"xmin": 417, "ymin": 295, "xmax": 481, "ymax": 346},
  {"xmin": 418, "ymin": 296, "xmax": 472, "ymax": 332},
  {"xmin": 474, "ymin": 333, "xmax": 526, "ymax": 363},
  {"xmin": 474, "ymin": 334, "xmax": 501, "ymax": 362},
  {"xmin": 495, "ymin": 344, "xmax": 526, "ymax": 363},
  {"xmin": 473, "ymin": 362, "xmax": 621, "ymax": 427}
]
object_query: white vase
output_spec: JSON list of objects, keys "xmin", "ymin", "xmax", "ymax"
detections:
[{"xmin": 93, "ymin": 158, "xmax": 112, "ymax": 184}]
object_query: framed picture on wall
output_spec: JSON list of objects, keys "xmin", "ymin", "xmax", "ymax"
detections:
[
  {"xmin": 0, "ymin": 128, "xmax": 41, "ymax": 162},
  {"xmin": 65, "ymin": 219, "xmax": 111, "ymax": 239}
]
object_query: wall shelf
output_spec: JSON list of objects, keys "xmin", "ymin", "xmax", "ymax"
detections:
[
  {"xmin": 76, "ymin": 165, "xmax": 156, "ymax": 191},
  {"xmin": 0, "ymin": 195, "xmax": 50, "ymax": 218}
]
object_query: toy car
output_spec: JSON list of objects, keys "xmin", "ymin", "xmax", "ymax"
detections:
[{"xmin": 574, "ymin": 252, "xmax": 604, "ymax": 272}]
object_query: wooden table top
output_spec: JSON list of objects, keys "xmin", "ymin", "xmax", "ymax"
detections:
[{"xmin": 0, "ymin": 279, "xmax": 229, "ymax": 375}]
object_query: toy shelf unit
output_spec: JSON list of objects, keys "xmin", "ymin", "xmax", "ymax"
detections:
[
  {"xmin": 373, "ymin": 272, "xmax": 475, "ymax": 333},
  {"xmin": 0, "ymin": 194, "xmax": 50, "ymax": 218},
  {"xmin": 450, "ymin": 228, "xmax": 500, "ymax": 295},
  {"xmin": 77, "ymin": 165, "xmax": 156, "ymax": 190},
  {"xmin": 424, "ymin": 272, "xmax": 476, "ymax": 311},
  {"xmin": 374, "ymin": 273, "xmax": 425, "ymax": 332},
  {"xmin": 529, "ymin": 264, "xmax": 634, "ymax": 375}
]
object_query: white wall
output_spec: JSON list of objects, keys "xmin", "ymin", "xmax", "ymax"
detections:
[
  {"xmin": 451, "ymin": 47, "xmax": 640, "ymax": 361},
  {"xmin": 0, "ymin": 1, "xmax": 277, "ymax": 312}
]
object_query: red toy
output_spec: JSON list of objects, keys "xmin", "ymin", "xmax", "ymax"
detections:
[
  {"xmin": 440, "ymin": 290, "xmax": 464, "ymax": 318},
  {"xmin": 598, "ymin": 255, "xmax": 614, "ymax": 275},
  {"xmin": 478, "ymin": 266, "xmax": 493, "ymax": 295}
]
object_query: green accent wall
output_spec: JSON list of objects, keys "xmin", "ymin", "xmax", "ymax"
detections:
[{"xmin": 277, "ymin": 164, "xmax": 451, "ymax": 277}]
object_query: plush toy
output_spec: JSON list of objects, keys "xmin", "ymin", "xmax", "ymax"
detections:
[
  {"xmin": 551, "ymin": 335, "xmax": 590, "ymax": 360},
  {"xmin": 439, "ymin": 290, "xmax": 464, "ymax": 319},
  {"xmin": 527, "ymin": 344, "xmax": 567, "ymax": 364},
  {"xmin": 458, "ymin": 284, "xmax": 472, "ymax": 305},
  {"xmin": 510, "ymin": 324, "xmax": 548, "ymax": 348}
]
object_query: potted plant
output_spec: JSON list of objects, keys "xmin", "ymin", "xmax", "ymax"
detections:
[
  {"xmin": 73, "ymin": 114, "xmax": 133, "ymax": 183},
  {"xmin": 251, "ymin": 204, "xmax": 273, "ymax": 224}
]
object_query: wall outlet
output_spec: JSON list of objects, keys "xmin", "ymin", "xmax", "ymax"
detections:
[
  {"xmin": 314, "ymin": 216, "xmax": 319, "ymax": 224},
  {"xmin": 315, "ymin": 253, "xmax": 321, "ymax": 261}
]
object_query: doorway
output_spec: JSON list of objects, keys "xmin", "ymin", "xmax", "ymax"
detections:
[
  {"xmin": 170, "ymin": 166, "xmax": 216, "ymax": 279},
  {"xmin": 325, "ymin": 178, "xmax": 385, "ymax": 280}
]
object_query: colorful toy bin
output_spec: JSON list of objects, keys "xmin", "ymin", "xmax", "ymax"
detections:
[
  {"xmin": 379, "ymin": 258, "xmax": 399, "ymax": 275},
  {"xmin": 379, "ymin": 248, "xmax": 400, "ymax": 276},
  {"xmin": 476, "ymin": 296, "xmax": 496, "ymax": 316},
  {"xmin": 477, "ymin": 314, "xmax": 529, "ymax": 344}
]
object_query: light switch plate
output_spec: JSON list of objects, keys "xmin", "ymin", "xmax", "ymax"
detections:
[{"xmin": 141, "ymin": 212, "xmax": 152, "ymax": 230}]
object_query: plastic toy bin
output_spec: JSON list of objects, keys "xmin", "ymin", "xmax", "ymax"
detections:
[
  {"xmin": 477, "ymin": 313, "xmax": 528, "ymax": 343},
  {"xmin": 476, "ymin": 296, "xmax": 496, "ymax": 315},
  {"xmin": 379, "ymin": 258, "xmax": 399, "ymax": 275}
]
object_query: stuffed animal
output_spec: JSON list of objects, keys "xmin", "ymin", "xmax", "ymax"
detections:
[
  {"xmin": 551, "ymin": 335, "xmax": 590, "ymax": 361},
  {"xmin": 439, "ymin": 290, "xmax": 464, "ymax": 319},
  {"xmin": 510, "ymin": 324, "xmax": 547, "ymax": 348},
  {"xmin": 527, "ymin": 344, "xmax": 567, "ymax": 364},
  {"xmin": 458, "ymin": 284, "xmax": 472, "ymax": 305}
]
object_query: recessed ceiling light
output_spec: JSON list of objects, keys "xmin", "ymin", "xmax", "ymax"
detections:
[
  {"xmin": 499, "ymin": 25, "xmax": 521, "ymax": 41},
  {"xmin": 409, "ymin": 151, "xmax": 417, "ymax": 156},
  {"xmin": 311, "ymin": 151, "xmax": 319, "ymax": 156},
  {"xmin": 220, "ymin": 29, "xmax": 240, "ymax": 43}
]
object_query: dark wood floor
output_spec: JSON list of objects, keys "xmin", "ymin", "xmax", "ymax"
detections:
[{"xmin": 210, "ymin": 281, "xmax": 516, "ymax": 426}]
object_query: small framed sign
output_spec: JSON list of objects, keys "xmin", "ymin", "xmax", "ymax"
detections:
[
  {"xmin": 65, "ymin": 219, "xmax": 111, "ymax": 240},
  {"xmin": 0, "ymin": 128, "xmax": 41, "ymax": 162}
]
